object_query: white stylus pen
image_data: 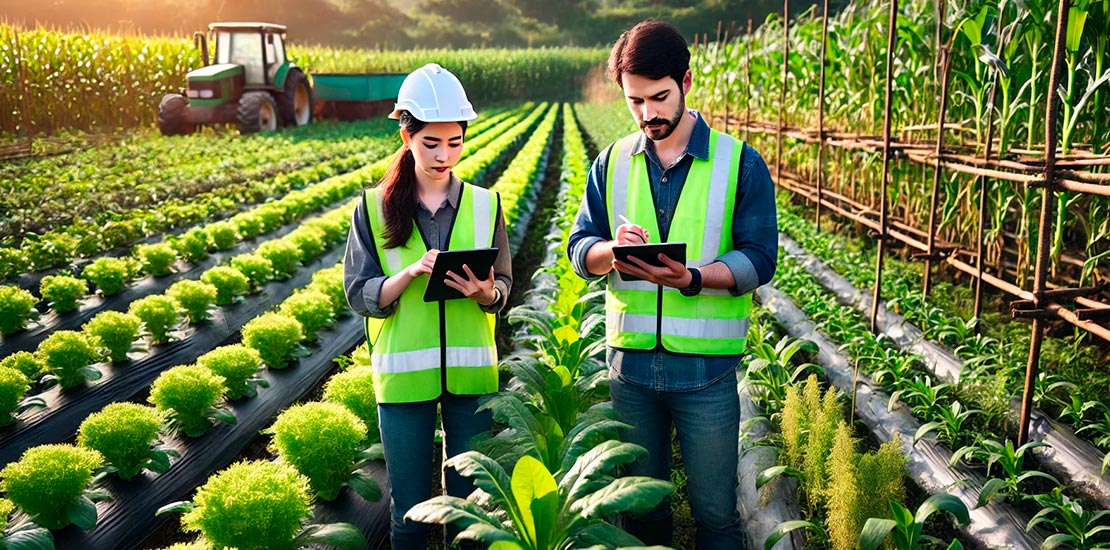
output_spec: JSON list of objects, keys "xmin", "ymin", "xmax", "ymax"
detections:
[{"xmin": 617, "ymin": 214, "xmax": 647, "ymax": 243}]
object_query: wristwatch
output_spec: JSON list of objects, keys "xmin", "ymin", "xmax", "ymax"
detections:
[{"xmin": 679, "ymin": 267, "xmax": 702, "ymax": 297}]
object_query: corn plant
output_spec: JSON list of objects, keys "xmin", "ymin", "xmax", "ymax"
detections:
[
  {"xmin": 739, "ymin": 331, "xmax": 822, "ymax": 415},
  {"xmin": 859, "ymin": 493, "xmax": 970, "ymax": 550},
  {"xmin": 1027, "ymin": 487, "xmax": 1110, "ymax": 550},
  {"xmin": 950, "ymin": 438, "xmax": 1059, "ymax": 507}
]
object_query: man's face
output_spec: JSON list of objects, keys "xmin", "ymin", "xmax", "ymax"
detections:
[{"xmin": 621, "ymin": 71, "xmax": 689, "ymax": 142}]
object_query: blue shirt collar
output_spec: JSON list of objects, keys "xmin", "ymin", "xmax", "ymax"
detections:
[{"xmin": 631, "ymin": 109, "xmax": 711, "ymax": 162}]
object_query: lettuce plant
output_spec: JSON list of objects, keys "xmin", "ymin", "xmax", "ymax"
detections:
[
  {"xmin": 128, "ymin": 294, "xmax": 180, "ymax": 345},
  {"xmin": 0, "ymin": 351, "xmax": 43, "ymax": 380},
  {"xmin": 231, "ymin": 253, "xmax": 275, "ymax": 290},
  {"xmin": 0, "ymin": 444, "xmax": 109, "ymax": 530},
  {"xmin": 167, "ymin": 280, "xmax": 218, "ymax": 324},
  {"xmin": 157, "ymin": 460, "xmax": 365, "ymax": 550},
  {"xmin": 195, "ymin": 345, "xmax": 268, "ymax": 400},
  {"xmin": 133, "ymin": 242, "xmax": 178, "ymax": 277},
  {"xmin": 304, "ymin": 217, "xmax": 344, "ymax": 244},
  {"xmin": 82, "ymin": 257, "xmax": 137, "ymax": 297},
  {"xmin": 0, "ymin": 496, "xmax": 53, "ymax": 549},
  {"xmin": 39, "ymin": 274, "xmax": 88, "ymax": 313},
  {"xmin": 200, "ymin": 266, "xmax": 250, "ymax": 306},
  {"xmin": 241, "ymin": 313, "xmax": 305, "ymax": 369},
  {"xmin": 309, "ymin": 267, "xmax": 347, "ymax": 317},
  {"xmin": 0, "ymin": 248, "xmax": 28, "ymax": 279},
  {"xmin": 77, "ymin": 402, "xmax": 176, "ymax": 479},
  {"xmin": 0, "ymin": 286, "xmax": 38, "ymax": 334},
  {"xmin": 148, "ymin": 365, "xmax": 234, "ymax": 437},
  {"xmin": 37, "ymin": 330, "xmax": 102, "ymax": 390},
  {"xmin": 233, "ymin": 212, "xmax": 265, "ymax": 239},
  {"xmin": 323, "ymin": 366, "xmax": 379, "ymax": 442},
  {"xmin": 169, "ymin": 228, "xmax": 210, "ymax": 264},
  {"xmin": 83, "ymin": 310, "xmax": 142, "ymax": 363},
  {"xmin": 257, "ymin": 204, "xmax": 287, "ymax": 232},
  {"xmin": 257, "ymin": 240, "xmax": 302, "ymax": 279},
  {"xmin": 278, "ymin": 290, "xmax": 335, "ymax": 340},
  {"xmin": 0, "ymin": 367, "xmax": 45, "ymax": 427},
  {"xmin": 205, "ymin": 221, "xmax": 239, "ymax": 251},
  {"xmin": 287, "ymin": 226, "xmax": 327, "ymax": 262},
  {"xmin": 266, "ymin": 402, "xmax": 381, "ymax": 501}
]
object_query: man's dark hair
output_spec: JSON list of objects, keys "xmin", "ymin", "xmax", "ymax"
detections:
[{"xmin": 607, "ymin": 20, "xmax": 690, "ymax": 89}]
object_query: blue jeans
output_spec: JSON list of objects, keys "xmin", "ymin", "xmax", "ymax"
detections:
[
  {"xmin": 610, "ymin": 367, "xmax": 745, "ymax": 550},
  {"xmin": 378, "ymin": 393, "xmax": 492, "ymax": 550}
]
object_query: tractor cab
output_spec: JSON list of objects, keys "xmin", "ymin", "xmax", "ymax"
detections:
[{"xmin": 210, "ymin": 23, "xmax": 288, "ymax": 87}]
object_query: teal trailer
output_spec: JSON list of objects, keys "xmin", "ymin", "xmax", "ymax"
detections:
[{"xmin": 313, "ymin": 73, "xmax": 407, "ymax": 121}]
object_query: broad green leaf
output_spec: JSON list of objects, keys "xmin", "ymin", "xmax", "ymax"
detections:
[
  {"xmin": 560, "ymin": 441, "xmax": 648, "ymax": 501},
  {"xmin": 347, "ymin": 472, "xmax": 383, "ymax": 502},
  {"xmin": 976, "ymin": 478, "xmax": 1006, "ymax": 508},
  {"xmin": 764, "ymin": 520, "xmax": 820, "ymax": 550},
  {"xmin": 756, "ymin": 465, "xmax": 803, "ymax": 490},
  {"xmin": 575, "ymin": 477, "xmax": 672, "ymax": 518},
  {"xmin": 65, "ymin": 495, "xmax": 97, "ymax": 530},
  {"xmin": 915, "ymin": 493, "xmax": 970, "ymax": 526},
  {"xmin": 491, "ymin": 541, "xmax": 526, "ymax": 550},
  {"xmin": 553, "ymin": 325, "xmax": 579, "ymax": 345},
  {"xmin": 455, "ymin": 522, "xmax": 520, "ymax": 544},
  {"xmin": 859, "ymin": 518, "xmax": 897, "ymax": 550},
  {"xmin": 155, "ymin": 501, "xmax": 194, "ymax": 516},
  {"xmin": 2, "ymin": 525, "xmax": 55, "ymax": 550},
  {"xmin": 511, "ymin": 455, "xmax": 558, "ymax": 546},
  {"xmin": 298, "ymin": 522, "xmax": 367, "ymax": 549},
  {"xmin": 572, "ymin": 519, "xmax": 644, "ymax": 547}
]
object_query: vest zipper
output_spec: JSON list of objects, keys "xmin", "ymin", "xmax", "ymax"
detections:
[
  {"xmin": 655, "ymin": 286, "xmax": 663, "ymax": 349},
  {"xmin": 439, "ymin": 301, "xmax": 448, "ymax": 397}
]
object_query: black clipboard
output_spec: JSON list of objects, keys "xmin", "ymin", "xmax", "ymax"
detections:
[
  {"xmin": 423, "ymin": 247, "xmax": 499, "ymax": 302},
  {"xmin": 612, "ymin": 242, "xmax": 686, "ymax": 282}
]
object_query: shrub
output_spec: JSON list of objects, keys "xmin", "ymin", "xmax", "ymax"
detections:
[
  {"xmin": 83, "ymin": 310, "xmax": 142, "ymax": 363},
  {"xmin": 167, "ymin": 280, "xmax": 218, "ymax": 324},
  {"xmin": 0, "ymin": 444, "xmax": 106, "ymax": 530},
  {"xmin": 158, "ymin": 460, "xmax": 365, "ymax": 550},
  {"xmin": 37, "ymin": 330, "xmax": 102, "ymax": 390},
  {"xmin": 324, "ymin": 366, "xmax": 380, "ymax": 443},
  {"xmin": 309, "ymin": 267, "xmax": 347, "ymax": 317},
  {"xmin": 278, "ymin": 290, "xmax": 335, "ymax": 340},
  {"xmin": 170, "ymin": 228, "xmax": 210, "ymax": 264},
  {"xmin": 205, "ymin": 221, "xmax": 240, "ymax": 251},
  {"xmin": 267, "ymin": 402, "xmax": 379, "ymax": 501},
  {"xmin": 133, "ymin": 242, "xmax": 178, "ymax": 277},
  {"xmin": 0, "ymin": 351, "xmax": 43, "ymax": 380},
  {"xmin": 77, "ymin": 403, "xmax": 173, "ymax": 480},
  {"xmin": 200, "ymin": 266, "xmax": 250, "ymax": 306},
  {"xmin": 230, "ymin": 253, "xmax": 275, "ymax": 290},
  {"xmin": 241, "ymin": 313, "xmax": 304, "ymax": 369},
  {"xmin": 0, "ymin": 285, "xmax": 38, "ymax": 334},
  {"xmin": 148, "ymin": 365, "xmax": 233, "ymax": 438},
  {"xmin": 287, "ymin": 226, "xmax": 327, "ymax": 262},
  {"xmin": 233, "ymin": 212, "xmax": 265, "ymax": 239},
  {"xmin": 196, "ymin": 345, "xmax": 267, "ymax": 400},
  {"xmin": 82, "ymin": 257, "xmax": 136, "ymax": 296},
  {"xmin": 257, "ymin": 240, "xmax": 302, "ymax": 279},
  {"xmin": 39, "ymin": 274, "xmax": 88, "ymax": 313},
  {"xmin": 0, "ymin": 367, "xmax": 44, "ymax": 428},
  {"xmin": 129, "ymin": 295, "xmax": 180, "ymax": 345}
]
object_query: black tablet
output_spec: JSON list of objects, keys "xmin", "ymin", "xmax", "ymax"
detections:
[
  {"xmin": 612, "ymin": 242, "xmax": 686, "ymax": 282},
  {"xmin": 423, "ymin": 247, "xmax": 499, "ymax": 302}
]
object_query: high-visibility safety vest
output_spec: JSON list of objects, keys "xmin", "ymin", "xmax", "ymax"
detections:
[
  {"xmin": 362, "ymin": 184, "xmax": 500, "ymax": 403},
  {"xmin": 605, "ymin": 129, "xmax": 752, "ymax": 355}
]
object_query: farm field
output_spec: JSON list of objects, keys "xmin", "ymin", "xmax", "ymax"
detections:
[{"xmin": 2, "ymin": 0, "xmax": 1110, "ymax": 548}]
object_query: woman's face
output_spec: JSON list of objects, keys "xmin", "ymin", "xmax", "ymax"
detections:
[{"xmin": 407, "ymin": 122, "xmax": 465, "ymax": 188}]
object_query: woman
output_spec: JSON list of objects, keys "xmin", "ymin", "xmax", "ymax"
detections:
[{"xmin": 343, "ymin": 63, "xmax": 511, "ymax": 549}]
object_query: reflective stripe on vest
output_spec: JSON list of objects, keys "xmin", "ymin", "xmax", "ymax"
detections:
[
  {"xmin": 604, "ymin": 129, "xmax": 752, "ymax": 355},
  {"xmin": 364, "ymin": 183, "xmax": 499, "ymax": 403}
]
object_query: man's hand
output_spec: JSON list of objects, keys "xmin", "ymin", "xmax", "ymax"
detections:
[
  {"xmin": 615, "ymin": 223, "xmax": 649, "ymax": 245},
  {"xmin": 613, "ymin": 253, "xmax": 692, "ymax": 289}
]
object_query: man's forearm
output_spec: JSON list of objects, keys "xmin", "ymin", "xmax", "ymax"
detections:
[
  {"xmin": 585, "ymin": 240, "xmax": 617, "ymax": 276},
  {"xmin": 699, "ymin": 261, "xmax": 736, "ymax": 290}
]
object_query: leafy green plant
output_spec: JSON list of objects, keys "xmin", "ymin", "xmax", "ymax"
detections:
[
  {"xmin": 169, "ymin": 228, "xmax": 210, "ymax": 264},
  {"xmin": 205, "ymin": 221, "xmax": 240, "ymax": 251},
  {"xmin": 128, "ymin": 294, "xmax": 181, "ymax": 345},
  {"xmin": 740, "ymin": 333, "xmax": 822, "ymax": 414},
  {"xmin": 231, "ymin": 253, "xmax": 275, "ymax": 290},
  {"xmin": 0, "ymin": 286, "xmax": 38, "ymax": 334},
  {"xmin": 322, "ymin": 366, "xmax": 380, "ymax": 442},
  {"xmin": 914, "ymin": 401, "xmax": 980, "ymax": 448},
  {"xmin": 287, "ymin": 226, "xmax": 327, "ymax": 262},
  {"xmin": 0, "ymin": 496, "xmax": 54, "ymax": 550},
  {"xmin": 37, "ymin": 330, "xmax": 102, "ymax": 389},
  {"xmin": 0, "ymin": 248, "xmax": 28, "ymax": 280},
  {"xmin": 167, "ymin": 279, "xmax": 218, "ymax": 324},
  {"xmin": 241, "ymin": 312, "xmax": 305, "ymax": 369},
  {"xmin": 148, "ymin": 365, "xmax": 234, "ymax": 437},
  {"xmin": 39, "ymin": 274, "xmax": 87, "ymax": 313},
  {"xmin": 825, "ymin": 424, "xmax": 908, "ymax": 550},
  {"xmin": 303, "ymin": 217, "xmax": 344, "ymax": 244},
  {"xmin": 200, "ymin": 266, "xmax": 250, "ymax": 306},
  {"xmin": 0, "ymin": 444, "xmax": 109, "ymax": 530},
  {"xmin": 278, "ymin": 290, "xmax": 336, "ymax": 340},
  {"xmin": 266, "ymin": 402, "xmax": 382, "ymax": 501},
  {"xmin": 1026, "ymin": 486, "xmax": 1110, "ymax": 550},
  {"xmin": 405, "ymin": 443, "xmax": 672, "ymax": 549},
  {"xmin": 234, "ymin": 212, "xmax": 266, "ymax": 239},
  {"xmin": 195, "ymin": 344, "xmax": 268, "ymax": 400},
  {"xmin": 0, "ymin": 351, "xmax": 42, "ymax": 380},
  {"xmin": 308, "ymin": 267, "xmax": 347, "ymax": 317},
  {"xmin": 859, "ymin": 493, "xmax": 970, "ymax": 550},
  {"xmin": 77, "ymin": 402, "xmax": 177, "ymax": 479},
  {"xmin": 950, "ymin": 439, "xmax": 1059, "ymax": 507},
  {"xmin": 133, "ymin": 242, "xmax": 179, "ymax": 277},
  {"xmin": 81, "ymin": 257, "xmax": 137, "ymax": 296},
  {"xmin": 156, "ymin": 460, "xmax": 366, "ymax": 549},
  {"xmin": 0, "ymin": 367, "xmax": 45, "ymax": 427},
  {"xmin": 83, "ymin": 310, "xmax": 142, "ymax": 363},
  {"xmin": 257, "ymin": 240, "xmax": 302, "ymax": 279}
]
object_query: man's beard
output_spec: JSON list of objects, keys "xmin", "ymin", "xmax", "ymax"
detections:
[{"xmin": 641, "ymin": 94, "xmax": 685, "ymax": 141}]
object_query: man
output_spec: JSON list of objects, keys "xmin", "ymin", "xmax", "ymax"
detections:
[{"xmin": 566, "ymin": 20, "xmax": 777, "ymax": 550}]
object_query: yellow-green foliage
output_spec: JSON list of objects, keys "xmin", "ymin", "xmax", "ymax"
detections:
[
  {"xmin": 825, "ymin": 422, "xmax": 861, "ymax": 550},
  {"xmin": 780, "ymin": 384, "xmax": 806, "ymax": 471},
  {"xmin": 802, "ymin": 376, "xmax": 840, "ymax": 511},
  {"xmin": 857, "ymin": 437, "xmax": 908, "ymax": 529}
]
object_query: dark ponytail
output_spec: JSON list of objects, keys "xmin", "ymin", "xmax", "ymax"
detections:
[{"xmin": 379, "ymin": 111, "xmax": 467, "ymax": 249}]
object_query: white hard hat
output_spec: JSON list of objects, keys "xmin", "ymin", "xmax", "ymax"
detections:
[{"xmin": 389, "ymin": 63, "xmax": 478, "ymax": 122}]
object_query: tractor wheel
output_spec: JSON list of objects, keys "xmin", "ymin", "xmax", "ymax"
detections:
[
  {"xmin": 158, "ymin": 94, "xmax": 193, "ymax": 136},
  {"xmin": 278, "ymin": 68, "xmax": 313, "ymax": 127},
  {"xmin": 237, "ymin": 91, "xmax": 279, "ymax": 134}
]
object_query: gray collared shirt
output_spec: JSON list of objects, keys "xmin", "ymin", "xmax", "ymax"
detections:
[{"xmin": 344, "ymin": 174, "xmax": 512, "ymax": 317}]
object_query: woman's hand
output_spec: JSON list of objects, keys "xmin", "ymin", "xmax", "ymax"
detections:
[
  {"xmin": 405, "ymin": 249, "xmax": 439, "ymax": 279},
  {"xmin": 444, "ymin": 265, "xmax": 497, "ymax": 306}
]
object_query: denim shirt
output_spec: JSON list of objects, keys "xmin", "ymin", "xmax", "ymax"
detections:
[{"xmin": 566, "ymin": 110, "xmax": 778, "ymax": 392}]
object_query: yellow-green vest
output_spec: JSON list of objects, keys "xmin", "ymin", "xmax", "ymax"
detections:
[
  {"xmin": 363, "ymin": 183, "xmax": 499, "ymax": 403},
  {"xmin": 604, "ymin": 129, "xmax": 752, "ymax": 355}
]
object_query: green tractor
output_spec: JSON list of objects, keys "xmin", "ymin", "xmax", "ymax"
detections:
[{"xmin": 158, "ymin": 22, "xmax": 312, "ymax": 135}]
